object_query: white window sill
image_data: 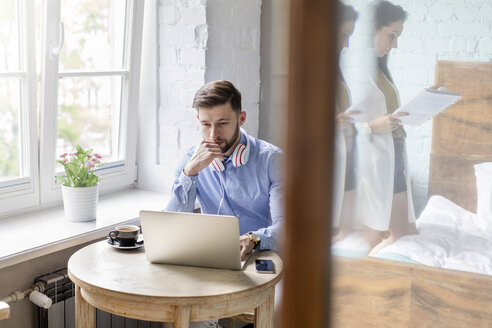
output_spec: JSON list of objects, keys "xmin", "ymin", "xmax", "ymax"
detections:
[{"xmin": 0, "ymin": 188, "xmax": 169, "ymax": 270}]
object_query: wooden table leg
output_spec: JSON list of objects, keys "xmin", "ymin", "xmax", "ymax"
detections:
[
  {"xmin": 174, "ymin": 305, "xmax": 191, "ymax": 328},
  {"xmin": 255, "ymin": 288, "xmax": 275, "ymax": 328},
  {"xmin": 75, "ymin": 285, "xmax": 95, "ymax": 328}
]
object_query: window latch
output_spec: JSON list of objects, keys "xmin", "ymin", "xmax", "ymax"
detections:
[{"xmin": 50, "ymin": 22, "xmax": 64, "ymax": 59}]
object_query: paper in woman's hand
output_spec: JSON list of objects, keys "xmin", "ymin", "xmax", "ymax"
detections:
[
  {"xmin": 394, "ymin": 88, "xmax": 462, "ymax": 125},
  {"xmin": 344, "ymin": 88, "xmax": 385, "ymax": 123},
  {"xmin": 344, "ymin": 103, "xmax": 375, "ymax": 123}
]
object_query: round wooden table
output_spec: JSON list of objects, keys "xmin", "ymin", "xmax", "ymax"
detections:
[{"xmin": 67, "ymin": 240, "xmax": 283, "ymax": 328}]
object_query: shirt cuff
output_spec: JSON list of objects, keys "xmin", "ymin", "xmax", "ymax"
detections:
[
  {"xmin": 253, "ymin": 231, "xmax": 276, "ymax": 251},
  {"xmin": 179, "ymin": 170, "xmax": 197, "ymax": 192}
]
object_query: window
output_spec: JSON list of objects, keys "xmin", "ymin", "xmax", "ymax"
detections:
[
  {"xmin": 0, "ymin": 0, "xmax": 144, "ymax": 216},
  {"xmin": 0, "ymin": 0, "xmax": 39, "ymax": 214}
]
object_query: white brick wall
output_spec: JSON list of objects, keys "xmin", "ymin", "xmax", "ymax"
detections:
[
  {"xmin": 342, "ymin": 0, "xmax": 492, "ymax": 214},
  {"xmin": 158, "ymin": 1, "xmax": 207, "ymax": 188},
  {"xmin": 157, "ymin": 0, "xmax": 261, "ymax": 189},
  {"xmin": 205, "ymin": 0, "xmax": 262, "ymax": 136}
]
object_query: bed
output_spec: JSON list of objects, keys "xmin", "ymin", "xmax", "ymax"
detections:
[
  {"xmin": 375, "ymin": 194, "xmax": 492, "ymax": 275},
  {"xmin": 331, "ymin": 61, "xmax": 492, "ymax": 327},
  {"xmin": 374, "ymin": 60, "xmax": 492, "ymax": 271}
]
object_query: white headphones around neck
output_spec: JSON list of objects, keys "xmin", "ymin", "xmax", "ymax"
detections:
[{"xmin": 210, "ymin": 130, "xmax": 250, "ymax": 172}]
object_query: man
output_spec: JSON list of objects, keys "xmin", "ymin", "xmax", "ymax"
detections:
[{"xmin": 165, "ymin": 80, "xmax": 284, "ymax": 261}]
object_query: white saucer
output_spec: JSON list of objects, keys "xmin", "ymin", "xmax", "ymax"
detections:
[{"xmin": 107, "ymin": 235, "xmax": 144, "ymax": 250}]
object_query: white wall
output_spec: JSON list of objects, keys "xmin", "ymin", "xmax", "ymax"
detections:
[
  {"xmin": 141, "ymin": 0, "xmax": 262, "ymax": 192},
  {"xmin": 205, "ymin": 0, "xmax": 262, "ymax": 136},
  {"xmin": 154, "ymin": 0, "xmax": 207, "ymax": 190},
  {"xmin": 342, "ymin": 0, "xmax": 492, "ymax": 214},
  {"xmin": 259, "ymin": 0, "xmax": 289, "ymax": 149}
]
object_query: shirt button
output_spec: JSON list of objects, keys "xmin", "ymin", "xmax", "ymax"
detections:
[
  {"xmin": 236, "ymin": 214, "xmax": 240, "ymax": 218},
  {"xmin": 193, "ymin": 180, "xmax": 196, "ymax": 184},
  {"xmin": 182, "ymin": 200, "xmax": 186, "ymax": 204},
  {"xmin": 228, "ymin": 171, "xmax": 231, "ymax": 174},
  {"xmin": 229, "ymin": 194, "xmax": 233, "ymax": 198}
]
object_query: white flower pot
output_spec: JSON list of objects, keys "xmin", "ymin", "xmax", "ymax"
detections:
[{"xmin": 61, "ymin": 184, "xmax": 99, "ymax": 222}]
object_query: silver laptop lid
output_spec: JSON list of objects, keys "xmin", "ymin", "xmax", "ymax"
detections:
[{"xmin": 139, "ymin": 210, "xmax": 241, "ymax": 270}]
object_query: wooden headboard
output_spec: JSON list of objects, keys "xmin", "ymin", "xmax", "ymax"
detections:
[{"xmin": 429, "ymin": 61, "xmax": 492, "ymax": 213}]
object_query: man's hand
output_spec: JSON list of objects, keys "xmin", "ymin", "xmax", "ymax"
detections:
[
  {"xmin": 368, "ymin": 112, "xmax": 408, "ymax": 133},
  {"xmin": 239, "ymin": 234, "xmax": 256, "ymax": 261},
  {"xmin": 183, "ymin": 141, "xmax": 224, "ymax": 176}
]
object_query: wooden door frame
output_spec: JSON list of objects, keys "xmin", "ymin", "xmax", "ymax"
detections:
[{"xmin": 280, "ymin": 0, "xmax": 337, "ymax": 327}]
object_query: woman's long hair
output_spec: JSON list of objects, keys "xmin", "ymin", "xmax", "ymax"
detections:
[
  {"xmin": 337, "ymin": 3, "xmax": 358, "ymax": 80},
  {"xmin": 337, "ymin": 3, "xmax": 358, "ymax": 28},
  {"xmin": 374, "ymin": 1, "xmax": 408, "ymax": 82}
]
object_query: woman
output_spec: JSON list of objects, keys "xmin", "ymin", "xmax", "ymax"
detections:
[
  {"xmin": 332, "ymin": 3, "xmax": 360, "ymax": 243},
  {"xmin": 358, "ymin": 0, "xmax": 417, "ymax": 253}
]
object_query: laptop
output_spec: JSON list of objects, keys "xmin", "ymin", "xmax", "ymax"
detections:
[{"xmin": 139, "ymin": 210, "xmax": 243, "ymax": 270}]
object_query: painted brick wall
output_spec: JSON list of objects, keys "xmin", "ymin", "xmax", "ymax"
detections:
[
  {"xmin": 342, "ymin": 0, "xmax": 491, "ymax": 214},
  {"xmin": 205, "ymin": 0, "xmax": 262, "ymax": 136},
  {"xmin": 157, "ymin": 0, "xmax": 261, "ymax": 189}
]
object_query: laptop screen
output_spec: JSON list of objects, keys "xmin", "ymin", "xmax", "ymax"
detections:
[{"xmin": 140, "ymin": 210, "xmax": 242, "ymax": 270}]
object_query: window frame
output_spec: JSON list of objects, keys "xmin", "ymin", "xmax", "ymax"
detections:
[
  {"xmin": 0, "ymin": 0, "xmax": 40, "ymax": 216},
  {"xmin": 0, "ymin": 0, "xmax": 144, "ymax": 217},
  {"xmin": 39, "ymin": 0, "xmax": 144, "ymax": 205}
]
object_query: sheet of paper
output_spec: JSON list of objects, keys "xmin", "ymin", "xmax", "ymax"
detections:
[
  {"xmin": 394, "ymin": 88, "xmax": 462, "ymax": 125},
  {"xmin": 344, "ymin": 81, "xmax": 383, "ymax": 122}
]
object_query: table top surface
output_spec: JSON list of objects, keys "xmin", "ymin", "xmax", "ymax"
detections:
[{"xmin": 68, "ymin": 240, "xmax": 283, "ymax": 299}]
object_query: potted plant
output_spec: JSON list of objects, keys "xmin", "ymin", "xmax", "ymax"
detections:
[{"xmin": 57, "ymin": 145, "xmax": 104, "ymax": 221}]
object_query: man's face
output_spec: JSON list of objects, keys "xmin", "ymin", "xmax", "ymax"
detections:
[{"xmin": 197, "ymin": 103, "xmax": 246, "ymax": 156}]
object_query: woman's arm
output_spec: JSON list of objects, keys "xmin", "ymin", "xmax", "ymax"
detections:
[{"xmin": 368, "ymin": 112, "xmax": 408, "ymax": 133}]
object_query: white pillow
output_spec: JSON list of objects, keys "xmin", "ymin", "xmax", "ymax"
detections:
[{"xmin": 474, "ymin": 162, "xmax": 492, "ymax": 230}]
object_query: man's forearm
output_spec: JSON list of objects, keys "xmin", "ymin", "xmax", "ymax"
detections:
[{"xmin": 164, "ymin": 171, "xmax": 198, "ymax": 213}]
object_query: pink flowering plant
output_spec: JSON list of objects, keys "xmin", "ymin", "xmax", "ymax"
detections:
[{"xmin": 56, "ymin": 145, "xmax": 104, "ymax": 187}]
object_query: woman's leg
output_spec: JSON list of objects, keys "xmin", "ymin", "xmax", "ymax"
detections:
[
  {"xmin": 363, "ymin": 226, "xmax": 384, "ymax": 252},
  {"xmin": 332, "ymin": 189, "xmax": 357, "ymax": 244},
  {"xmin": 368, "ymin": 191, "xmax": 417, "ymax": 255},
  {"xmin": 389, "ymin": 191, "xmax": 417, "ymax": 237}
]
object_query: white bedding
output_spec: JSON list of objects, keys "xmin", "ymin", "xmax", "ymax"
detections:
[{"xmin": 375, "ymin": 195, "xmax": 492, "ymax": 275}]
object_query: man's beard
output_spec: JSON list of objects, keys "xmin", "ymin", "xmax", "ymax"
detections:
[{"xmin": 220, "ymin": 123, "xmax": 240, "ymax": 154}]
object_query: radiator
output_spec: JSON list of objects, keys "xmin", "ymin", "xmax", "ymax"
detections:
[{"xmin": 35, "ymin": 268, "xmax": 163, "ymax": 328}]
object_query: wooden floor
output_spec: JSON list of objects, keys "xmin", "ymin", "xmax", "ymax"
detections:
[{"xmin": 331, "ymin": 256, "xmax": 492, "ymax": 328}]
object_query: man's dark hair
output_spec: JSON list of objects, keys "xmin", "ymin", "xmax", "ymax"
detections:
[{"xmin": 192, "ymin": 80, "xmax": 242, "ymax": 115}]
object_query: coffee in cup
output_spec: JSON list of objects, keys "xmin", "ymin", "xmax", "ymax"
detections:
[{"xmin": 108, "ymin": 225, "xmax": 140, "ymax": 246}]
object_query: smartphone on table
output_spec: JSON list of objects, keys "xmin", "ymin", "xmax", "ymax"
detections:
[{"xmin": 255, "ymin": 259, "xmax": 275, "ymax": 274}]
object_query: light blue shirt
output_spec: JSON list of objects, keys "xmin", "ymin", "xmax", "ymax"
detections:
[{"xmin": 165, "ymin": 133, "xmax": 284, "ymax": 252}]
